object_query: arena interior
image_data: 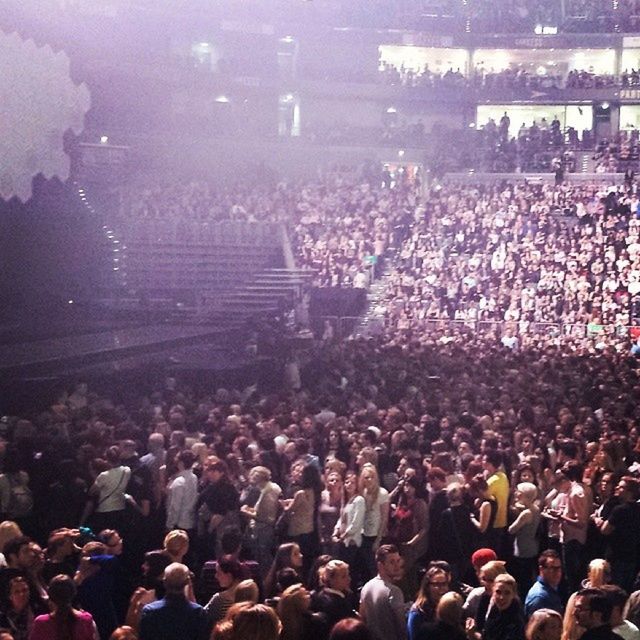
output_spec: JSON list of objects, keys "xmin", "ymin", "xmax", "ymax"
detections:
[{"xmin": 2, "ymin": 2, "xmax": 640, "ymax": 640}]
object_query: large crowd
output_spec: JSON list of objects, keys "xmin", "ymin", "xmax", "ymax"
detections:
[
  {"xmin": 377, "ymin": 179, "xmax": 640, "ymax": 332},
  {"xmin": 115, "ymin": 168, "xmax": 407, "ymax": 288},
  {"xmin": 4, "ymin": 171, "xmax": 640, "ymax": 640},
  {"xmin": 3, "ymin": 319, "xmax": 640, "ymax": 640}
]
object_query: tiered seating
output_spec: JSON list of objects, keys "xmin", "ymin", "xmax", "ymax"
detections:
[
  {"xmin": 116, "ymin": 220, "xmax": 285, "ymax": 296},
  {"xmin": 203, "ymin": 268, "xmax": 315, "ymax": 325}
]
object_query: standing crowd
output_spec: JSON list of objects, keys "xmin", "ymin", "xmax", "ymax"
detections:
[{"xmin": 4, "ymin": 173, "xmax": 640, "ymax": 640}]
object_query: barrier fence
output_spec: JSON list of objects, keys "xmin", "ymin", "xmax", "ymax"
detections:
[{"xmin": 316, "ymin": 316, "xmax": 640, "ymax": 340}]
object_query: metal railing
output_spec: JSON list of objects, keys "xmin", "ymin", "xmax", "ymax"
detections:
[
  {"xmin": 375, "ymin": 318, "xmax": 636, "ymax": 338},
  {"xmin": 312, "ymin": 316, "xmax": 635, "ymax": 341}
]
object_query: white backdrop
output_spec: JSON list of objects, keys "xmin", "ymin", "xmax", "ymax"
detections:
[{"xmin": 0, "ymin": 30, "xmax": 91, "ymax": 201}]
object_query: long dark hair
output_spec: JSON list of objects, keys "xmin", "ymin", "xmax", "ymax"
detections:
[
  {"xmin": 47, "ymin": 574, "xmax": 78, "ymax": 640},
  {"xmin": 300, "ymin": 464, "xmax": 324, "ymax": 521},
  {"xmin": 264, "ymin": 543, "xmax": 301, "ymax": 597}
]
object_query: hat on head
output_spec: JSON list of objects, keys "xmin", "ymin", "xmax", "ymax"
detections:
[{"xmin": 471, "ymin": 548, "xmax": 498, "ymax": 569}]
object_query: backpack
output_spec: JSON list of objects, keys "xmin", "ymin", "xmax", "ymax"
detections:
[{"xmin": 7, "ymin": 474, "xmax": 34, "ymax": 518}]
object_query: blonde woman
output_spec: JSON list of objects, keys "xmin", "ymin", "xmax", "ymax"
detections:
[
  {"xmin": 358, "ymin": 463, "xmax": 389, "ymax": 581},
  {"xmin": 560, "ymin": 559, "xmax": 610, "ymax": 640},
  {"xmin": 582, "ymin": 558, "xmax": 611, "ymax": 589},
  {"xmin": 508, "ymin": 482, "xmax": 541, "ymax": 600},
  {"xmin": 278, "ymin": 584, "xmax": 326, "ymax": 640},
  {"xmin": 311, "ymin": 560, "xmax": 356, "ymax": 629},
  {"xmin": 229, "ymin": 604, "xmax": 281, "ymax": 640},
  {"xmin": 320, "ymin": 470, "xmax": 344, "ymax": 554},
  {"xmin": 333, "ymin": 471, "xmax": 365, "ymax": 570}
]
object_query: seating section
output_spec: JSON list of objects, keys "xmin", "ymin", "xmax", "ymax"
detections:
[{"xmin": 115, "ymin": 219, "xmax": 285, "ymax": 295}]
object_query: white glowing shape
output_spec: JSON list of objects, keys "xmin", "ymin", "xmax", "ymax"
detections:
[{"xmin": 0, "ymin": 30, "xmax": 91, "ymax": 201}]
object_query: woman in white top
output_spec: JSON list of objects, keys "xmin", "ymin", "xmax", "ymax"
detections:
[
  {"xmin": 86, "ymin": 446, "xmax": 131, "ymax": 533},
  {"xmin": 333, "ymin": 471, "xmax": 365, "ymax": 569},
  {"xmin": 358, "ymin": 463, "xmax": 389, "ymax": 581}
]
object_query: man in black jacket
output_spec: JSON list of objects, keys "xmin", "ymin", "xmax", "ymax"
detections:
[{"xmin": 573, "ymin": 588, "xmax": 624, "ymax": 640}]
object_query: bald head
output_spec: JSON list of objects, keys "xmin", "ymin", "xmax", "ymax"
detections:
[
  {"xmin": 148, "ymin": 432, "xmax": 165, "ymax": 452},
  {"xmin": 163, "ymin": 562, "xmax": 190, "ymax": 594}
]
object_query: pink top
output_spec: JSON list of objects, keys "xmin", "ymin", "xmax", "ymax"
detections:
[{"xmin": 29, "ymin": 610, "xmax": 97, "ymax": 640}]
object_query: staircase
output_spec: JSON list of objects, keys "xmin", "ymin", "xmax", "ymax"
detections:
[
  {"xmin": 354, "ymin": 252, "xmax": 397, "ymax": 337},
  {"xmin": 200, "ymin": 268, "xmax": 315, "ymax": 327},
  {"xmin": 577, "ymin": 151, "xmax": 595, "ymax": 173}
]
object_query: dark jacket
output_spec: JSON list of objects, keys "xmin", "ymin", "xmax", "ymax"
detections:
[
  {"xmin": 482, "ymin": 600, "xmax": 525, "ymax": 640},
  {"xmin": 139, "ymin": 595, "xmax": 210, "ymax": 640},
  {"xmin": 408, "ymin": 619, "xmax": 467, "ymax": 640},
  {"xmin": 580, "ymin": 626, "xmax": 625, "ymax": 640},
  {"xmin": 310, "ymin": 588, "xmax": 357, "ymax": 630}
]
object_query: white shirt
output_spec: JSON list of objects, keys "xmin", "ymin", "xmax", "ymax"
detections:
[
  {"xmin": 363, "ymin": 488, "xmax": 389, "ymax": 537},
  {"xmin": 95, "ymin": 466, "xmax": 131, "ymax": 513},
  {"xmin": 166, "ymin": 469, "xmax": 198, "ymax": 530},
  {"xmin": 335, "ymin": 495, "xmax": 366, "ymax": 547},
  {"xmin": 615, "ymin": 621, "xmax": 640, "ymax": 640}
]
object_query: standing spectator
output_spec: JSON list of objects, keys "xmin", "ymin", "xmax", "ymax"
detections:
[
  {"xmin": 196, "ymin": 458, "xmax": 240, "ymax": 560},
  {"xmin": 278, "ymin": 583, "xmax": 327, "ymax": 640},
  {"xmin": 525, "ymin": 550, "xmax": 564, "ymax": 619},
  {"xmin": 0, "ymin": 575, "xmax": 36, "ymax": 640},
  {"xmin": 311, "ymin": 560, "xmax": 357, "ymax": 630},
  {"xmin": 359, "ymin": 544, "xmax": 406, "ymax": 640},
  {"xmin": 436, "ymin": 483, "xmax": 475, "ymax": 584},
  {"xmin": 557, "ymin": 463, "xmax": 592, "ymax": 594},
  {"xmin": 469, "ymin": 477, "xmax": 499, "ymax": 553},
  {"xmin": 264, "ymin": 543, "xmax": 304, "ymax": 599},
  {"xmin": 282, "ymin": 464, "xmax": 323, "ymax": 581},
  {"xmin": 526, "ymin": 609, "xmax": 563, "ymax": 640},
  {"xmin": 203, "ymin": 556, "xmax": 244, "ymax": 627},
  {"xmin": 359, "ymin": 464, "xmax": 390, "ymax": 582},
  {"xmin": 88, "ymin": 447, "xmax": 131, "ymax": 534},
  {"xmin": 139, "ymin": 563, "xmax": 209, "ymax": 640},
  {"xmin": 240, "ymin": 466, "xmax": 281, "ymax": 569},
  {"xmin": 125, "ymin": 550, "xmax": 170, "ymax": 632},
  {"xmin": 30, "ymin": 574, "xmax": 98, "ymax": 640},
  {"xmin": 227, "ymin": 604, "xmax": 281, "ymax": 640},
  {"xmin": 468, "ymin": 573, "xmax": 526, "ymax": 640},
  {"xmin": 572, "ymin": 588, "xmax": 621, "ymax": 640},
  {"xmin": 601, "ymin": 586, "xmax": 640, "ymax": 640},
  {"xmin": 166, "ymin": 451, "xmax": 198, "ymax": 539},
  {"xmin": 0, "ymin": 454, "xmax": 33, "ymax": 534},
  {"xmin": 425, "ymin": 466, "xmax": 448, "ymax": 561},
  {"xmin": 482, "ymin": 451, "xmax": 510, "ymax": 555},
  {"xmin": 409, "ymin": 590, "xmax": 467, "ymax": 640},
  {"xmin": 465, "ymin": 561, "xmax": 508, "ymax": 632},
  {"xmin": 74, "ymin": 541, "xmax": 120, "ymax": 640},
  {"xmin": 509, "ymin": 483, "xmax": 541, "ymax": 601},
  {"xmin": 408, "ymin": 566, "xmax": 451, "ymax": 635},
  {"xmin": 462, "ymin": 550, "xmax": 499, "ymax": 620},
  {"xmin": 597, "ymin": 477, "xmax": 640, "ymax": 592},
  {"xmin": 333, "ymin": 471, "xmax": 365, "ymax": 577}
]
